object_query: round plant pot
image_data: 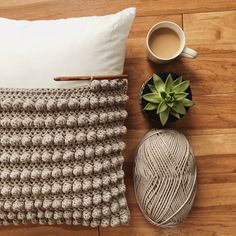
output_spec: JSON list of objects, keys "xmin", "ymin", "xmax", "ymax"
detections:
[{"xmin": 140, "ymin": 72, "xmax": 192, "ymax": 126}]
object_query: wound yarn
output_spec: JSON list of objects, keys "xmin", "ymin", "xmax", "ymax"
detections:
[{"xmin": 134, "ymin": 129, "xmax": 197, "ymax": 227}]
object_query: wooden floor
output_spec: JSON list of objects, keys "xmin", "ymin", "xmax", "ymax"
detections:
[{"xmin": 0, "ymin": 0, "xmax": 236, "ymax": 235}]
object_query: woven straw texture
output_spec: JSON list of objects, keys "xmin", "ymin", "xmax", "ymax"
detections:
[
  {"xmin": 134, "ymin": 129, "xmax": 197, "ymax": 227},
  {"xmin": 0, "ymin": 78, "xmax": 129, "ymax": 227}
]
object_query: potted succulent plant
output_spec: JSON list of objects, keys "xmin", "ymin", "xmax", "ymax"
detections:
[{"xmin": 140, "ymin": 73, "xmax": 193, "ymax": 126}]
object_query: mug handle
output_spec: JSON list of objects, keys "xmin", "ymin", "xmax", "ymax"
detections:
[{"xmin": 181, "ymin": 47, "xmax": 198, "ymax": 59}]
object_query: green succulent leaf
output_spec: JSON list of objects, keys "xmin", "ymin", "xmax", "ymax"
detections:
[
  {"xmin": 165, "ymin": 95, "xmax": 171, "ymax": 101},
  {"xmin": 142, "ymin": 93, "xmax": 162, "ymax": 103},
  {"xmin": 160, "ymin": 91, "xmax": 167, "ymax": 99},
  {"xmin": 170, "ymin": 110, "xmax": 180, "ymax": 119},
  {"xmin": 174, "ymin": 92, "xmax": 189, "ymax": 101},
  {"xmin": 167, "ymin": 101, "xmax": 174, "ymax": 107},
  {"xmin": 157, "ymin": 100, "xmax": 168, "ymax": 113},
  {"xmin": 182, "ymin": 98, "xmax": 193, "ymax": 107},
  {"xmin": 153, "ymin": 74, "xmax": 164, "ymax": 92},
  {"xmin": 173, "ymin": 80, "xmax": 190, "ymax": 92},
  {"xmin": 144, "ymin": 103, "xmax": 158, "ymax": 111},
  {"xmin": 148, "ymin": 84, "xmax": 157, "ymax": 93},
  {"xmin": 165, "ymin": 74, "xmax": 174, "ymax": 93},
  {"xmin": 173, "ymin": 76, "xmax": 183, "ymax": 86},
  {"xmin": 159, "ymin": 107, "xmax": 170, "ymax": 126},
  {"xmin": 172, "ymin": 101, "xmax": 186, "ymax": 115}
]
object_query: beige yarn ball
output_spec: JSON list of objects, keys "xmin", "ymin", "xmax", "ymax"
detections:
[{"xmin": 134, "ymin": 129, "xmax": 197, "ymax": 227}]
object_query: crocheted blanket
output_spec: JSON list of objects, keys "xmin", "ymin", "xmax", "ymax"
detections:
[{"xmin": 0, "ymin": 78, "xmax": 129, "ymax": 227}]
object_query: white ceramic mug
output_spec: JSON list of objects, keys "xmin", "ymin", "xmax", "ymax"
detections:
[{"xmin": 146, "ymin": 21, "xmax": 198, "ymax": 64}]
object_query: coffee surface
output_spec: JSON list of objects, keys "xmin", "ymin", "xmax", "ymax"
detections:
[{"xmin": 149, "ymin": 28, "xmax": 180, "ymax": 59}]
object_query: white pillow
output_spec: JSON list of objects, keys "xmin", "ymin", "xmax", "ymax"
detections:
[{"xmin": 0, "ymin": 8, "xmax": 135, "ymax": 88}]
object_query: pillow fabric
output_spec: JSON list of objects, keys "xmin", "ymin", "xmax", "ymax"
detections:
[
  {"xmin": 0, "ymin": 78, "xmax": 129, "ymax": 227},
  {"xmin": 0, "ymin": 9, "xmax": 134, "ymax": 227},
  {"xmin": 0, "ymin": 8, "xmax": 135, "ymax": 88}
]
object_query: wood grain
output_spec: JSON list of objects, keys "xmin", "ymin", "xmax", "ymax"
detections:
[
  {"xmin": 125, "ymin": 89, "xmax": 236, "ymax": 130},
  {"xmin": 126, "ymin": 15, "xmax": 182, "ymax": 59},
  {"xmin": 125, "ymin": 55, "xmax": 236, "ymax": 95},
  {"xmin": 0, "ymin": 0, "xmax": 236, "ymax": 19},
  {"xmin": 0, "ymin": 225, "xmax": 99, "ymax": 236},
  {"xmin": 184, "ymin": 10, "xmax": 236, "ymax": 54},
  {"xmin": 0, "ymin": 0, "xmax": 236, "ymax": 236},
  {"xmin": 100, "ymin": 162, "xmax": 236, "ymax": 236},
  {"xmin": 123, "ymin": 129, "xmax": 236, "ymax": 162}
]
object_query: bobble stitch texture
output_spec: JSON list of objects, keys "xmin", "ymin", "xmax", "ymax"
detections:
[
  {"xmin": 47, "ymin": 99, "xmax": 57, "ymax": 111},
  {"xmin": 22, "ymin": 185, "xmax": 31, "ymax": 196},
  {"xmin": 52, "ymin": 199, "xmax": 62, "ymax": 209},
  {"xmin": 20, "ymin": 152, "xmax": 31, "ymax": 163},
  {"xmin": 73, "ymin": 165, "xmax": 83, "ymax": 176},
  {"xmin": 35, "ymin": 99, "xmax": 46, "ymax": 111},
  {"xmin": 42, "ymin": 134, "xmax": 53, "ymax": 146},
  {"xmin": 68, "ymin": 99, "xmax": 79, "ymax": 110},
  {"xmin": 85, "ymin": 147, "xmax": 94, "ymax": 158},
  {"xmin": 23, "ymin": 99, "xmax": 34, "ymax": 111},
  {"xmin": 1, "ymin": 153, "xmax": 10, "ymax": 163},
  {"xmin": 45, "ymin": 116, "xmax": 55, "ymax": 127},
  {"xmin": 67, "ymin": 115, "xmax": 77, "ymax": 127},
  {"xmin": 90, "ymin": 80, "xmax": 101, "ymax": 91},
  {"xmin": 21, "ymin": 169, "xmax": 31, "ymax": 181},
  {"xmin": 1, "ymin": 99, "xmax": 12, "ymax": 110},
  {"xmin": 31, "ymin": 152, "xmax": 41, "ymax": 163},
  {"xmin": 0, "ymin": 79, "xmax": 129, "ymax": 227},
  {"xmin": 22, "ymin": 117, "xmax": 33, "ymax": 128},
  {"xmin": 32, "ymin": 184, "xmax": 41, "ymax": 196},
  {"xmin": 11, "ymin": 117, "xmax": 22, "ymax": 128},
  {"xmin": 10, "ymin": 135, "xmax": 21, "ymax": 146},
  {"xmin": 72, "ymin": 181, "xmax": 82, "ymax": 193},
  {"xmin": 75, "ymin": 149, "xmax": 84, "ymax": 160},
  {"xmin": 52, "ymin": 183, "xmax": 62, "ymax": 194},
  {"xmin": 52, "ymin": 167, "xmax": 62, "ymax": 178},
  {"xmin": 12, "ymin": 99, "xmax": 23, "ymax": 110},
  {"xmin": 57, "ymin": 99, "xmax": 68, "ymax": 110},
  {"xmin": 1, "ymin": 185, "xmax": 11, "ymax": 197},
  {"xmin": 77, "ymin": 114, "xmax": 88, "ymax": 126},
  {"xmin": 63, "ymin": 150, "xmax": 74, "ymax": 161},
  {"xmin": 72, "ymin": 197, "xmax": 82, "ymax": 208},
  {"xmin": 1, "ymin": 117, "xmax": 11, "ymax": 128},
  {"xmin": 89, "ymin": 114, "xmax": 99, "ymax": 125}
]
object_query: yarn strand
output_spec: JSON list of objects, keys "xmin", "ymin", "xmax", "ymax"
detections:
[{"xmin": 134, "ymin": 129, "xmax": 197, "ymax": 227}]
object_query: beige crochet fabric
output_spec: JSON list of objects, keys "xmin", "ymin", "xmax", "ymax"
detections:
[{"xmin": 0, "ymin": 78, "xmax": 129, "ymax": 227}]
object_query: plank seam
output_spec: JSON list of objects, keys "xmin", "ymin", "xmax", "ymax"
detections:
[{"xmin": 182, "ymin": 8, "xmax": 236, "ymax": 16}]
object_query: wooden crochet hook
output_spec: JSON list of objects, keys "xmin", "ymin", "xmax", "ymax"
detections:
[{"xmin": 54, "ymin": 74, "xmax": 128, "ymax": 81}]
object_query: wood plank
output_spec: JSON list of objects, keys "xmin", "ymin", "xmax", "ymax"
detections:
[
  {"xmin": 196, "ymin": 154, "xmax": 236, "ymax": 175},
  {"xmin": 125, "ymin": 92, "xmax": 236, "ymax": 130},
  {"xmin": 1, "ymin": 1, "xmax": 236, "ymax": 236},
  {"xmin": 124, "ymin": 56, "xmax": 236, "ymax": 130},
  {"xmin": 184, "ymin": 10, "xmax": 236, "ymax": 54},
  {"xmin": 0, "ymin": 226, "xmax": 99, "ymax": 236},
  {"xmin": 100, "ymin": 205, "xmax": 236, "ymax": 236},
  {"xmin": 127, "ymin": 11, "xmax": 236, "ymax": 58},
  {"xmin": 124, "ymin": 55, "xmax": 236, "ymax": 95},
  {"xmin": 0, "ymin": 0, "xmax": 236, "ymax": 19},
  {"xmin": 126, "ymin": 15, "xmax": 182, "ymax": 59},
  {"xmin": 123, "ymin": 129, "xmax": 236, "ymax": 162},
  {"xmin": 100, "ymin": 162, "xmax": 236, "ymax": 236},
  {"xmin": 187, "ymin": 133, "xmax": 236, "ymax": 156}
]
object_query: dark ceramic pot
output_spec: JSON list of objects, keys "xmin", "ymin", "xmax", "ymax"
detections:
[{"xmin": 140, "ymin": 72, "xmax": 192, "ymax": 126}]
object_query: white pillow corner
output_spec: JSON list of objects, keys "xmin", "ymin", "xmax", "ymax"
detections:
[{"xmin": 0, "ymin": 8, "xmax": 136, "ymax": 88}]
